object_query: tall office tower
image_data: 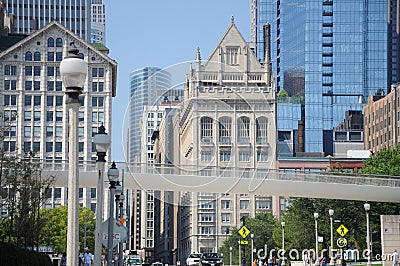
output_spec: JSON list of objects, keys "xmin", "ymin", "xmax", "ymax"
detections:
[
  {"xmin": 128, "ymin": 67, "xmax": 172, "ymax": 163},
  {"xmin": 0, "ymin": 21, "xmax": 117, "ymax": 212},
  {"xmin": 251, "ymin": 0, "xmax": 388, "ymax": 155},
  {"xmin": 177, "ymin": 19, "xmax": 276, "ymax": 257},
  {"xmin": 388, "ymin": 0, "xmax": 400, "ymax": 87},
  {"xmin": 90, "ymin": 0, "xmax": 105, "ymax": 44},
  {"xmin": 3, "ymin": 0, "xmax": 91, "ymax": 42}
]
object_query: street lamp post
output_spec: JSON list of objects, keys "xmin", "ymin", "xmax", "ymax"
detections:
[
  {"xmin": 93, "ymin": 124, "xmax": 110, "ymax": 266},
  {"xmin": 117, "ymin": 193, "xmax": 125, "ymax": 266},
  {"xmin": 364, "ymin": 203, "xmax": 372, "ymax": 266},
  {"xmin": 114, "ymin": 182, "xmax": 123, "ymax": 266},
  {"xmin": 328, "ymin": 209, "xmax": 334, "ymax": 266},
  {"xmin": 251, "ymin": 234, "xmax": 254, "ymax": 265},
  {"xmin": 230, "ymin": 247, "xmax": 232, "ymax": 266},
  {"xmin": 314, "ymin": 213, "xmax": 319, "ymax": 266},
  {"xmin": 281, "ymin": 222, "xmax": 286, "ymax": 266},
  {"xmin": 238, "ymin": 240, "xmax": 241, "ymax": 266},
  {"xmin": 107, "ymin": 162, "xmax": 119, "ymax": 266},
  {"xmin": 60, "ymin": 42, "xmax": 87, "ymax": 266}
]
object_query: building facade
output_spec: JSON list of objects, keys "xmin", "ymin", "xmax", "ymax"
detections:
[
  {"xmin": 364, "ymin": 85, "xmax": 400, "ymax": 154},
  {"xmin": 90, "ymin": 0, "xmax": 105, "ymax": 44},
  {"xmin": 0, "ymin": 21, "xmax": 117, "ymax": 214},
  {"xmin": 2, "ymin": 0, "xmax": 94, "ymax": 42},
  {"xmin": 251, "ymin": 0, "xmax": 388, "ymax": 155},
  {"xmin": 176, "ymin": 19, "xmax": 276, "ymax": 258}
]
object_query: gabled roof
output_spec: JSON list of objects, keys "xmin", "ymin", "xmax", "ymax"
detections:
[
  {"xmin": 205, "ymin": 17, "xmax": 263, "ymax": 69},
  {"xmin": 0, "ymin": 21, "xmax": 118, "ymax": 97}
]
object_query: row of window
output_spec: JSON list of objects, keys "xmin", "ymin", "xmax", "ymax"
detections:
[
  {"xmin": 44, "ymin": 187, "xmax": 97, "ymax": 200},
  {"xmin": 4, "ymin": 65, "xmax": 105, "ymax": 78},
  {"xmin": 4, "ymin": 79, "xmax": 105, "ymax": 93},
  {"xmin": 200, "ymin": 150, "xmax": 268, "ymax": 162},
  {"xmin": 4, "ymin": 95, "xmax": 105, "ymax": 107},
  {"xmin": 200, "ymin": 116, "xmax": 268, "ymax": 143},
  {"xmin": 22, "ymin": 140, "xmax": 98, "ymax": 154}
]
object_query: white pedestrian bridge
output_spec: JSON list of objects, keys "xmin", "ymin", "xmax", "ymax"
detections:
[{"xmin": 43, "ymin": 162, "xmax": 400, "ymax": 203}]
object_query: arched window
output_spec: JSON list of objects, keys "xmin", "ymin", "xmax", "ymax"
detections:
[
  {"xmin": 34, "ymin": 52, "xmax": 41, "ymax": 61},
  {"xmin": 219, "ymin": 117, "xmax": 232, "ymax": 143},
  {"xmin": 256, "ymin": 117, "xmax": 268, "ymax": 143},
  {"xmin": 56, "ymin": 38, "xmax": 63, "ymax": 47},
  {"xmin": 47, "ymin": 37, "xmax": 54, "ymax": 47},
  {"xmin": 25, "ymin": 51, "xmax": 32, "ymax": 61},
  {"xmin": 237, "ymin": 116, "xmax": 250, "ymax": 143},
  {"xmin": 200, "ymin": 117, "xmax": 213, "ymax": 143}
]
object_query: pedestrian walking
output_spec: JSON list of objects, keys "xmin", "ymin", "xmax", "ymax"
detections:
[
  {"xmin": 61, "ymin": 253, "xmax": 67, "ymax": 266},
  {"xmin": 393, "ymin": 250, "xmax": 399, "ymax": 266},
  {"xmin": 83, "ymin": 247, "xmax": 93, "ymax": 266}
]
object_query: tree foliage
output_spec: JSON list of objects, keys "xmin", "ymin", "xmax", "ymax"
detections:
[
  {"xmin": 40, "ymin": 206, "xmax": 95, "ymax": 253},
  {"xmin": 361, "ymin": 146, "xmax": 400, "ymax": 176},
  {"xmin": 277, "ymin": 89, "xmax": 288, "ymax": 98},
  {"xmin": 0, "ymin": 112, "xmax": 54, "ymax": 249}
]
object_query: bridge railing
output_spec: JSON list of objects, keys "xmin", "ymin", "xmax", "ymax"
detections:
[{"xmin": 41, "ymin": 161, "xmax": 400, "ymax": 188}]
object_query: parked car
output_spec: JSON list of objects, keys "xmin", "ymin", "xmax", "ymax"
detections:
[
  {"xmin": 125, "ymin": 256, "xmax": 141, "ymax": 266},
  {"xmin": 151, "ymin": 262, "xmax": 164, "ymax": 266},
  {"xmin": 200, "ymin": 253, "xmax": 223, "ymax": 266},
  {"xmin": 186, "ymin": 253, "xmax": 202, "ymax": 266}
]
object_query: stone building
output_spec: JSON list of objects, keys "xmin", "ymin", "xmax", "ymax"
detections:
[{"xmin": 176, "ymin": 18, "xmax": 276, "ymax": 258}]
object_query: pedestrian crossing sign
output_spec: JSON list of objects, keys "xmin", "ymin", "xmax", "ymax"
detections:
[
  {"xmin": 336, "ymin": 224, "xmax": 348, "ymax": 237},
  {"xmin": 238, "ymin": 225, "xmax": 251, "ymax": 239}
]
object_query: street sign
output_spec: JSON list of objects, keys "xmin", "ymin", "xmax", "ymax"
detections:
[
  {"xmin": 101, "ymin": 218, "xmax": 128, "ymax": 249},
  {"xmin": 337, "ymin": 238, "xmax": 347, "ymax": 248},
  {"xmin": 238, "ymin": 225, "xmax": 251, "ymax": 239},
  {"xmin": 240, "ymin": 240, "xmax": 249, "ymax": 245},
  {"xmin": 336, "ymin": 224, "xmax": 348, "ymax": 237}
]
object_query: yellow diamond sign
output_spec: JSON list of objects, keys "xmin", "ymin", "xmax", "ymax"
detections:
[
  {"xmin": 238, "ymin": 225, "xmax": 251, "ymax": 239},
  {"xmin": 336, "ymin": 224, "xmax": 348, "ymax": 237}
]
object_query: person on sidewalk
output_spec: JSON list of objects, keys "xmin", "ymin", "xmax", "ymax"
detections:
[{"xmin": 83, "ymin": 247, "xmax": 93, "ymax": 266}]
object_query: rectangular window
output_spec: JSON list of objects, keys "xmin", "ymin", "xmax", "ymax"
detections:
[
  {"xmin": 239, "ymin": 151, "xmax": 251, "ymax": 162},
  {"xmin": 278, "ymin": 131, "xmax": 292, "ymax": 141},
  {"xmin": 47, "ymin": 111, "xmax": 53, "ymax": 121},
  {"xmin": 55, "ymin": 142, "xmax": 62, "ymax": 152},
  {"xmin": 54, "ymin": 188, "xmax": 61, "ymax": 199},
  {"xmin": 79, "ymin": 142, "xmax": 84, "ymax": 152},
  {"xmin": 56, "ymin": 96, "xmax": 63, "ymax": 106},
  {"xmin": 46, "ymin": 126, "xmax": 53, "ymax": 137},
  {"xmin": 56, "ymin": 111, "xmax": 63, "ymax": 122},
  {"xmin": 47, "ymin": 96, "xmax": 54, "ymax": 106},
  {"xmin": 221, "ymin": 213, "xmax": 231, "ymax": 222},
  {"xmin": 33, "ymin": 142, "xmax": 40, "ymax": 152},
  {"xmin": 34, "ymin": 81, "xmax": 40, "ymax": 90},
  {"xmin": 257, "ymin": 151, "xmax": 268, "ymax": 161},
  {"xmin": 24, "ymin": 111, "xmax": 32, "ymax": 121},
  {"xmin": 25, "ymin": 66, "xmax": 32, "ymax": 76},
  {"xmin": 201, "ymin": 151, "xmax": 213, "ymax": 162},
  {"xmin": 56, "ymin": 52, "xmax": 62, "ymax": 61},
  {"xmin": 56, "ymin": 81, "xmax": 62, "ymax": 91},
  {"xmin": 24, "ymin": 142, "xmax": 31, "ymax": 152},
  {"xmin": 33, "ymin": 126, "xmax": 40, "ymax": 137},
  {"xmin": 90, "ymin": 188, "xmax": 96, "ymax": 198},
  {"xmin": 25, "ymin": 95, "xmax": 32, "ymax": 106},
  {"xmin": 34, "ymin": 66, "xmax": 41, "ymax": 76},
  {"xmin": 25, "ymin": 81, "xmax": 32, "ymax": 90},
  {"xmin": 55, "ymin": 126, "xmax": 62, "ymax": 137},
  {"xmin": 220, "ymin": 151, "xmax": 231, "ymax": 161},
  {"xmin": 240, "ymin": 200, "xmax": 249, "ymax": 209},
  {"xmin": 92, "ymin": 97, "xmax": 104, "ymax": 107},
  {"xmin": 47, "ymin": 66, "xmax": 54, "ymax": 76},
  {"xmin": 78, "ymin": 127, "xmax": 84, "ymax": 137},
  {"xmin": 47, "ymin": 81, "xmax": 54, "ymax": 91},
  {"xmin": 256, "ymin": 200, "xmax": 270, "ymax": 209},
  {"xmin": 24, "ymin": 126, "xmax": 31, "ymax": 137},
  {"xmin": 46, "ymin": 142, "xmax": 53, "ymax": 152},
  {"xmin": 221, "ymin": 200, "xmax": 230, "ymax": 209},
  {"xmin": 34, "ymin": 96, "xmax": 41, "ymax": 106},
  {"xmin": 226, "ymin": 47, "xmax": 239, "ymax": 65},
  {"xmin": 47, "ymin": 52, "xmax": 54, "ymax": 61}
]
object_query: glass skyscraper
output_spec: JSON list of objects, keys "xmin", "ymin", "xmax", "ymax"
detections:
[
  {"xmin": 251, "ymin": 0, "xmax": 388, "ymax": 154},
  {"xmin": 3, "ymin": 0, "xmax": 94, "ymax": 42}
]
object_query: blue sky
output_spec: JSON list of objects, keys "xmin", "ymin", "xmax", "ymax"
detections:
[{"xmin": 105, "ymin": 1, "xmax": 250, "ymax": 161}]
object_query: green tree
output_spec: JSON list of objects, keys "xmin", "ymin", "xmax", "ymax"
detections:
[
  {"xmin": 40, "ymin": 206, "xmax": 95, "ymax": 253},
  {"xmin": 278, "ymin": 89, "xmax": 288, "ymax": 98},
  {"xmin": 361, "ymin": 146, "xmax": 400, "ymax": 176}
]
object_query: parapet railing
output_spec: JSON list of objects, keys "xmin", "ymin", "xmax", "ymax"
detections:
[{"xmin": 41, "ymin": 161, "xmax": 400, "ymax": 188}]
